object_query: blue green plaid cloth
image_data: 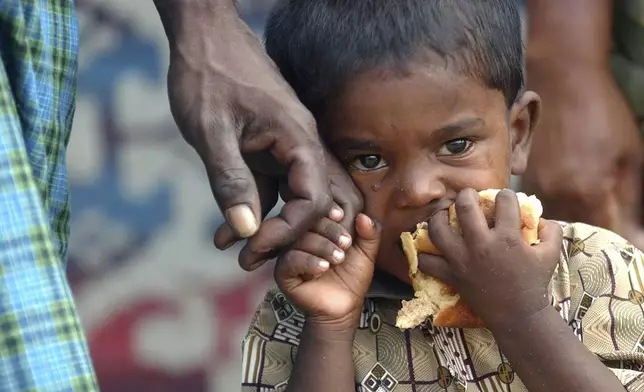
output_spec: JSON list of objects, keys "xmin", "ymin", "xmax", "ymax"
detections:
[{"xmin": 0, "ymin": 1, "xmax": 98, "ymax": 391}]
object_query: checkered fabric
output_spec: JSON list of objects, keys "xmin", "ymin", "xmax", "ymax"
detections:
[{"xmin": 0, "ymin": 1, "xmax": 98, "ymax": 391}]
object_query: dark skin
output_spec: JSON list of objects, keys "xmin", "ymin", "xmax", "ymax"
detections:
[
  {"xmin": 422, "ymin": 192, "xmax": 624, "ymax": 392},
  {"xmin": 525, "ymin": 0, "xmax": 644, "ymax": 249},
  {"xmin": 275, "ymin": 65, "xmax": 624, "ymax": 391},
  {"xmin": 152, "ymin": 0, "xmax": 363, "ymax": 269}
]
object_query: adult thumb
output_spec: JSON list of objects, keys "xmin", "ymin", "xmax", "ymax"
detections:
[
  {"xmin": 354, "ymin": 214, "xmax": 382, "ymax": 262},
  {"xmin": 200, "ymin": 127, "xmax": 261, "ymax": 239}
]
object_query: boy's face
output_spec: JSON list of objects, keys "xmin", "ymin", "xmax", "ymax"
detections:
[{"xmin": 323, "ymin": 65, "xmax": 540, "ymax": 285}]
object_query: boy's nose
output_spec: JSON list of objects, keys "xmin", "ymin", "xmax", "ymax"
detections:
[{"xmin": 395, "ymin": 167, "xmax": 446, "ymax": 209}]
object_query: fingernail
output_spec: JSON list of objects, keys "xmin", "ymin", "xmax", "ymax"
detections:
[
  {"xmin": 225, "ymin": 205, "xmax": 258, "ymax": 238},
  {"xmin": 338, "ymin": 235, "xmax": 351, "ymax": 248},
  {"xmin": 366, "ymin": 215, "xmax": 374, "ymax": 227},
  {"xmin": 333, "ymin": 249, "xmax": 345, "ymax": 262},
  {"xmin": 329, "ymin": 207, "xmax": 343, "ymax": 221},
  {"xmin": 220, "ymin": 241, "xmax": 236, "ymax": 251},
  {"xmin": 318, "ymin": 260, "xmax": 330, "ymax": 269},
  {"xmin": 248, "ymin": 262, "xmax": 262, "ymax": 272}
]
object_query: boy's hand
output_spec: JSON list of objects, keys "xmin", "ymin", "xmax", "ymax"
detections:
[
  {"xmin": 275, "ymin": 213, "xmax": 381, "ymax": 327},
  {"xmin": 418, "ymin": 188, "xmax": 563, "ymax": 329}
]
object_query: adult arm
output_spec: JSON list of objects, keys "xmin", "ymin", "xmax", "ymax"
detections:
[
  {"xmin": 152, "ymin": 0, "xmax": 363, "ymax": 269},
  {"xmin": 526, "ymin": 0, "xmax": 612, "ymax": 66},
  {"xmin": 524, "ymin": 0, "xmax": 643, "ymax": 247}
]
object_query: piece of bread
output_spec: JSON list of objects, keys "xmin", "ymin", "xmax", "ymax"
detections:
[{"xmin": 395, "ymin": 189, "xmax": 543, "ymax": 330}]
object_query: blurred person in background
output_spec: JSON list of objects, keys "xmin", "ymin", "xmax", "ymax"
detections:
[
  {"xmin": 524, "ymin": 0, "xmax": 644, "ymax": 249},
  {"xmin": 0, "ymin": 0, "xmax": 359, "ymax": 389}
]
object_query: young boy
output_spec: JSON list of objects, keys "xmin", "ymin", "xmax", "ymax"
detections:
[{"xmin": 241, "ymin": 1, "xmax": 644, "ymax": 391}]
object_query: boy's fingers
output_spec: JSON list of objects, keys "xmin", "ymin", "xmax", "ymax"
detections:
[
  {"xmin": 534, "ymin": 219, "xmax": 563, "ymax": 265},
  {"xmin": 494, "ymin": 189, "xmax": 521, "ymax": 231},
  {"xmin": 455, "ymin": 189, "xmax": 490, "ymax": 243},
  {"xmin": 326, "ymin": 152, "xmax": 364, "ymax": 237},
  {"xmin": 427, "ymin": 210, "xmax": 463, "ymax": 260},
  {"xmin": 354, "ymin": 214, "xmax": 381, "ymax": 262},
  {"xmin": 537, "ymin": 219, "xmax": 563, "ymax": 243},
  {"xmin": 312, "ymin": 217, "xmax": 352, "ymax": 250},
  {"xmin": 328, "ymin": 203, "xmax": 344, "ymax": 222},
  {"xmin": 239, "ymin": 203, "xmax": 339, "ymax": 271},
  {"xmin": 417, "ymin": 254, "xmax": 455, "ymax": 286},
  {"xmin": 274, "ymin": 249, "xmax": 330, "ymax": 287},
  {"xmin": 294, "ymin": 232, "xmax": 346, "ymax": 265}
]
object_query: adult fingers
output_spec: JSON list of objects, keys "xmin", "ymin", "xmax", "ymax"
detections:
[
  {"xmin": 242, "ymin": 109, "xmax": 333, "ymax": 259},
  {"xmin": 278, "ymin": 179, "xmax": 345, "ymax": 226},
  {"xmin": 238, "ymin": 246, "xmax": 279, "ymax": 272},
  {"xmin": 328, "ymin": 203, "xmax": 345, "ymax": 223},
  {"xmin": 199, "ymin": 116, "xmax": 262, "ymax": 239},
  {"xmin": 214, "ymin": 173, "xmax": 279, "ymax": 250}
]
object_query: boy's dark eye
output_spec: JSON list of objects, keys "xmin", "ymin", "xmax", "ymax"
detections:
[
  {"xmin": 438, "ymin": 138, "xmax": 473, "ymax": 156},
  {"xmin": 349, "ymin": 154, "xmax": 388, "ymax": 171}
]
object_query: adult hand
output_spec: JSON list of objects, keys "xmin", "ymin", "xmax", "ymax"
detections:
[
  {"xmin": 155, "ymin": 1, "xmax": 363, "ymax": 270},
  {"xmin": 523, "ymin": 67, "xmax": 643, "ymax": 242}
]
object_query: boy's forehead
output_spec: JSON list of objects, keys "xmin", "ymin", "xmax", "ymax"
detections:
[{"xmin": 325, "ymin": 65, "xmax": 506, "ymax": 136}]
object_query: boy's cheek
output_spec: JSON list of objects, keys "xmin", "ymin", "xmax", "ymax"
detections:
[{"xmin": 360, "ymin": 195, "xmax": 388, "ymax": 226}]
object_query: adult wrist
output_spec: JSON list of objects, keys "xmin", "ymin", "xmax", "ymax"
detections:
[
  {"xmin": 154, "ymin": 0, "xmax": 240, "ymax": 46},
  {"xmin": 526, "ymin": 60, "xmax": 616, "ymax": 104},
  {"xmin": 526, "ymin": 53, "xmax": 611, "ymax": 84}
]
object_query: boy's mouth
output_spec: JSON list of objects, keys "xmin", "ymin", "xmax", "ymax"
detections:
[
  {"xmin": 402, "ymin": 209, "xmax": 447, "ymax": 233},
  {"xmin": 391, "ymin": 199, "xmax": 454, "ymax": 255},
  {"xmin": 397, "ymin": 203, "xmax": 452, "ymax": 251},
  {"xmin": 405, "ymin": 199, "xmax": 454, "ymax": 233}
]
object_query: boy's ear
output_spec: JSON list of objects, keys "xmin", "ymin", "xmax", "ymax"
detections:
[{"xmin": 509, "ymin": 91, "xmax": 541, "ymax": 175}]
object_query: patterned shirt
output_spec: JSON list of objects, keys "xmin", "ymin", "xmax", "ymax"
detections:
[
  {"xmin": 242, "ymin": 223, "xmax": 644, "ymax": 391},
  {"xmin": 0, "ymin": 1, "xmax": 98, "ymax": 390}
]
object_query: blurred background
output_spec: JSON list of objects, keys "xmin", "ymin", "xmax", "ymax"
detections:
[{"xmin": 68, "ymin": 1, "xmax": 277, "ymax": 391}]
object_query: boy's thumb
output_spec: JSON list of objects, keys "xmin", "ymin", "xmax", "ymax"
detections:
[
  {"xmin": 535, "ymin": 218, "xmax": 563, "ymax": 267},
  {"xmin": 354, "ymin": 213, "xmax": 382, "ymax": 262}
]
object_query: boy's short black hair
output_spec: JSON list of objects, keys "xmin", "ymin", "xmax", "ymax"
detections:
[{"xmin": 264, "ymin": 0, "xmax": 523, "ymax": 117}]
